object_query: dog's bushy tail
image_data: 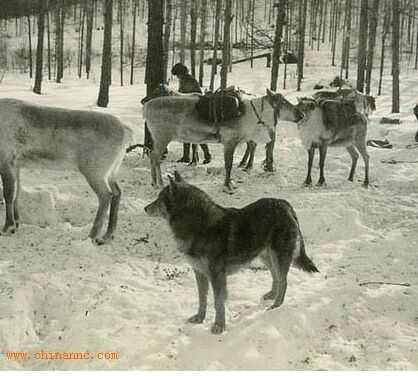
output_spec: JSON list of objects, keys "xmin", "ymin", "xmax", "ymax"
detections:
[{"xmin": 294, "ymin": 236, "xmax": 319, "ymax": 273}]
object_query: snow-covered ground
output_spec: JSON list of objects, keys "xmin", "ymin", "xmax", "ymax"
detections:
[{"xmin": 0, "ymin": 52, "xmax": 417, "ymax": 370}]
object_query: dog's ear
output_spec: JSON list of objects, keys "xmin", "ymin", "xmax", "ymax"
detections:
[{"xmin": 173, "ymin": 170, "xmax": 184, "ymax": 183}]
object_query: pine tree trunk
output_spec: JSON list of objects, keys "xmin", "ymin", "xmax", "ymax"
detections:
[
  {"xmin": 190, "ymin": 0, "xmax": 198, "ymax": 78},
  {"xmin": 356, "ymin": 0, "xmax": 368, "ymax": 92},
  {"xmin": 179, "ymin": 0, "xmax": 187, "ymax": 64},
  {"xmin": 392, "ymin": 0, "xmax": 400, "ymax": 113},
  {"xmin": 162, "ymin": 0, "xmax": 172, "ymax": 83},
  {"xmin": 365, "ymin": 0, "xmax": 379, "ymax": 95},
  {"xmin": 27, "ymin": 15, "xmax": 33, "ymax": 79},
  {"xmin": 250, "ymin": 0, "xmax": 255, "ymax": 68},
  {"xmin": 344, "ymin": 0, "xmax": 352, "ymax": 79},
  {"xmin": 78, "ymin": 5, "xmax": 86, "ymax": 79},
  {"xmin": 85, "ymin": 0, "xmax": 94, "ymax": 79},
  {"xmin": 47, "ymin": 11, "xmax": 51, "ymax": 80},
  {"xmin": 130, "ymin": 0, "xmax": 138, "ymax": 84},
  {"xmin": 97, "ymin": 0, "xmax": 113, "ymax": 107},
  {"xmin": 270, "ymin": 0, "xmax": 286, "ymax": 91},
  {"xmin": 144, "ymin": 0, "xmax": 164, "ymax": 150},
  {"xmin": 221, "ymin": 0, "xmax": 233, "ymax": 89},
  {"xmin": 34, "ymin": 1, "xmax": 46, "ymax": 94},
  {"xmin": 119, "ymin": 0, "xmax": 124, "ymax": 86},
  {"xmin": 198, "ymin": 0, "xmax": 208, "ymax": 86},
  {"xmin": 378, "ymin": 0, "xmax": 390, "ymax": 96},
  {"xmin": 210, "ymin": 0, "xmax": 222, "ymax": 90},
  {"xmin": 297, "ymin": 0, "xmax": 307, "ymax": 91}
]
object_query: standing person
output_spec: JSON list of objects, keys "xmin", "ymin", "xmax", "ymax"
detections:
[{"xmin": 171, "ymin": 63, "xmax": 212, "ymax": 164}]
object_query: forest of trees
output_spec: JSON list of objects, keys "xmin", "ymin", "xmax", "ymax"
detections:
[{"xmin": 0, "ymin": 0, "xmax": 417, "ymax": 112}]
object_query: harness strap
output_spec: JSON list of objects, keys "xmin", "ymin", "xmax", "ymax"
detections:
[{"xmin": 250, "ymin": 100, "xmax": 266, "ymax": 125}]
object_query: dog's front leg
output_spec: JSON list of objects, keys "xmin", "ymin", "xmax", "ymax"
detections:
[
  {"xmin": 188, "ymin": 270, "xmax": 209, "ymax": 324},
  {"xmin": 209, "ymin": 269, "xmax": 227, "ymax": 334}
]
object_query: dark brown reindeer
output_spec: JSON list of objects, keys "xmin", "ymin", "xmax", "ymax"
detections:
[
  {"xmin": 143, "ymin": 89, "xmax": 301, "ymax": 193},
  {"xmin": 0, "ymin": 98, "xmax": 133, "ymax": 244},
  {"xmin": 296, "ymin": 96, "xmax": 370, "ymax": 187}
]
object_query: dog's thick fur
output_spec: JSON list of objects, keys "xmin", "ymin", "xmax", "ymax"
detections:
[
  {"xmin": 0, "ymin": 98, "xmax": 133, "ymax": 243},
  {"xmin": 144, "ymin": 171, "xmax": 319, "ymax": 334}
]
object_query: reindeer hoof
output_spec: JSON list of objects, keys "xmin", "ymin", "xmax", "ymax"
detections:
[
  {"xmin": 223, "ymin": 184, "xmax": 235, "ymax": 194},
  {"xmin": 176, "ymin": 157, "xmax": 190, "ymax": 163},
  {"xmin": 362, "ymin": 182, "xmax": 369, "ymax": 188},
  {"xmin": 1, "ymin": 225, "xmax": 17, "ymax": 236},
  {"xmin": 188, "ymin": 161, "xmax": 198, "ymax": 167},
  {"xmin": 263, "ymin": 290, "xmax": 276, "ymax": 300},
  {"xmin": 211, "ymin": 322, "xmax": 226, "ymax": 334},
  {"xmin": 303, "ymin": 181, "xmax": 312, "ymax": 188},
  {"xmin": 188, "ymin": 314, "xmax": 205, "ymax": 324},
  {"xmin": 315, "ymin": 181, "xmax": 326, "ymax": 187}
]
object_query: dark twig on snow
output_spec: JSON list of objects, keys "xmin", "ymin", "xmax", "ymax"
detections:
[
  {"xmin": 359, "ymin": 281, "xmax": 411, "ymax": 287},
  {"xmin": 381, "ymin": 159, "xmax": 418, "ymax": 164}
]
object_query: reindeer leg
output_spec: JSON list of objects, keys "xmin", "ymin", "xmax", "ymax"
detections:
[
  {"xmin": 355, "ymin": 139, "xmax": 370, "ymax": 188},
  {"xmin": 304, "ymin": 146, "xmax": 315, "ymax": 187},
  {"xmin": 238, "ymin": 142, "xmax": 251, "ymax": 168},
  {"xmin": 81, "ymin": 172, "xmax": 113, "ymax": 243},
  {"xmin": 189, "ymin": 144, "xmax": 199, "ymax": 166},
  {"xmin": 150, "ymin": 141, "xmax": 168, "ymax": 188},
  {"xmin": 264, "ymin": 129, "xmax": 276, "ymax": 172},
  {"xmin": 346, "ymin": 145, "xmax": 359, "ymax": 182},
  {"xmin": 97, "ymin": 181, "xmax": 121, "ymax": 245},
  {"xmin": 317, "ymin": 144, "xmax": 328, "ymax": 186},
  {"xmin": 223, "ymin": 142, "xmax": 238, "ymax": 194},
  {"xmin": 245, "ymin": 141, "xmax": 257, "ymax": 172},
  {"xmin": 0, "ymin": 164, "xmax": 18, "ymax": 235}
]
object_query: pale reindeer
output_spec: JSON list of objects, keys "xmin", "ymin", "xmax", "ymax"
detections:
[
  {"xmin": 0, "ymin": 98, "xmax": 133, "ymax": 244},
  {"xmin": 239, "ymin": 88, "xmax": 375, "ymax": 173},
  {"xmin": 142, "ymin": 89, "xmax": 301, "ymax": 193},
  {"xmin": 295, "ymin": 96, "xmax": 370, "ymax": 187}
]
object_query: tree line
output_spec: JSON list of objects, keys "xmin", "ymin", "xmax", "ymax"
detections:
[{"xmin": 0, "ymin": 0, "xmax": 415, "ymax": 112}]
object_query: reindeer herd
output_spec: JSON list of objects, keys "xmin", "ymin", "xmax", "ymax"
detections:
[{"xmin": 0, "ymin": 84, "xmax": 374, "ymax": 243}]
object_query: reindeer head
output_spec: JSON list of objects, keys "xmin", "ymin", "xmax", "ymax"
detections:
[{"xmin": 265, "ymin": 89, "xmax": 303, "ymax": 123}]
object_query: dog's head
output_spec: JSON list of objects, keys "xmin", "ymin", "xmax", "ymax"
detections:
[{"xmin": 144, "ymin": 171, "xmax": 188, "ymax": 220}]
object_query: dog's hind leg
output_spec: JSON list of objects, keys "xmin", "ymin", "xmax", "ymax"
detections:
[
  {"xmin": 0, "ymin": 162, "xmax": 18, "ymax": 235},
  {"xmin": 304, "ymin": 146, "xmax": 315, "ymax": 186},
  {"xmin": 209, "ymin": 268, "xmax": 227, "ymax": 334},
  {"xmin": 346, "ymin": 145, "xmax": 359, "ymax": 182},
  {"xmin": 188, "ymin": 270, "xmax": 209, "ymax": 324},
  {"xmin": 268, "ymin": 236, "xmax": 294, "ymax": 309},
  {"xmin": 260, "ymin": 251, "xmax": 279, "ymax": 300}
]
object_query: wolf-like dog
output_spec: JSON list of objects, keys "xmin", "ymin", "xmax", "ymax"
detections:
[{"xmin": 144, "ymin": 171, "xmax": 319, "ymax": 334}]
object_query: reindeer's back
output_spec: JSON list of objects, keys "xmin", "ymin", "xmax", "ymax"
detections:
[{"xmin": 0, "ymin": 98, "xmax": 130, "ymax": 167}]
